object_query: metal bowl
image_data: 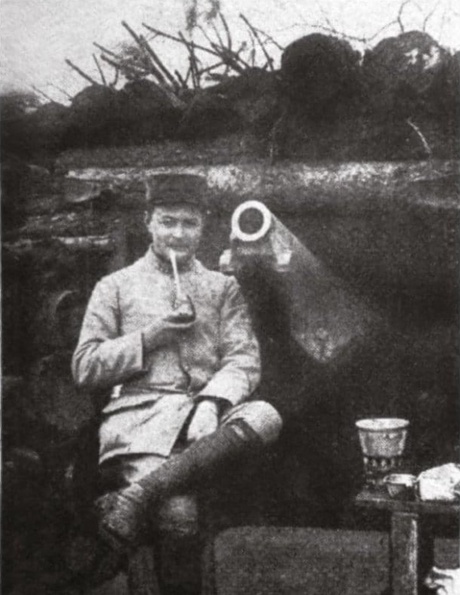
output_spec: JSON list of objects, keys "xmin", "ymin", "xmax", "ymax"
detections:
[
  {"xmin": 384, "ymin": 473, "xmax": 417, "ymax": 499},
  {"xmin": 356, "ymin": 418, "xmax": 409, "ymax": 458}
]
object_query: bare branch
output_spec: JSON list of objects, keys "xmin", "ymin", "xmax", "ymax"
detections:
[
  {"xmin": 198, "ymin": 24, "xmax": 218, "ymax": 49},
  {"xmin": 99, "ymin": 53, "xmax": 143, "ymax": 79},
  {"xmin": 110, "ymin": 64, "xmax": 120, "ymax": 88},
  {"xmin": 144, "ymin": 20, "xmax": 247, "ymax": 76},
  {"xmin": 189, "ymin": 57, "xmax": 198, "ymax": 89},
  {"xmin": 244, "ymin": 22, "xmax": 257, "ymax": 67},
  {"xmin": 144, "ymin": 20, "xmax": 249, "ymax": 75},
  {"xmin": 397, "ymin": 0, "xmax": 412, "ymax": 33},
  {"xmin": 206, "ymin": 72, "xmax": 233, "ymax": 83},
  {"xmin": 65, "ymin": 59, "xmax": 99, "ymax": 85},
  {"xmin": 240, "ymin": 13, "xmax": 274, "ymax": 71},
  {"xmin": 220, "ymin": 49, "xmax": 248, "ymax": 72},
  {"xmin": 301, "ymin": 21, "xmax": 369, "ymax": 43},
  {"xmin": 93, "ymin": 42, "xmax": 119, "ymax": 59},
  {"xmin": 422, "ymin": 1, "xmax": 441, "ymax": 31},
  {"xmin": 367, "ymin": 20, "xmax": 399, "ymax": 42},
  {"xmin": 174, "ymin": 69, "xmax": 188, "ymax": 89},
  {"xmin": 252, "ymin": 26, "xmax": 285, "ymax": 51},
  {"xmin": 99, "ymin": 54, "xmax": 120, "ymax": 69},
  {"xmin": 122, "ymin": 21, "xmax": 185, "ymax": 92},
  {"xmin": 122, "ymin": 21, "xmax": 166, "ymax": 84},
  {"xmin": 318, "ymin": 4, "xmax": 338, "ymax": 34},
  {"xmin": 228, "ymin": 41, "xmax": 248, "ymax": 74},
  {"xmin": 183, "ymin": 65, "xmax": 192, "ymax": 86},
  {"xmin": 210, "ymin": 21, "xmax": 225, "ymax": 49},
  {"xmin": 139, "ymin": 35, "xmax": 180, "ymax": 90},
  {"xmin": 49, "ymin": 83, "xmax": 73, "ymax": 100},
  {"xmin": 93, "ymin": 54, "xmax": 107, "ymax": 85},
  {"xmin": 31, "ymin": 85, "xmax": 54, "ymax": 103},
  {"xmin": 197, "ymin": 25, "xmax": 246, "ymax": 73},
  {"xmin": 219, "ymin": 12, "xmax": 232, "ymax": 51},
  {"xmin": 99, "ymin": 53, "xmax": 186, "ymax": 108},
  {"xmin": 261, "ymin": 59, "xmax": 273, "ymax": 71},
  {"xmin": 179, "ymin": 32, "xmax": 200, "ymax": 89},
  {"xmin": 197, "ymin": 60, "xmax": 225, "ymax": 75},
  {"xmin": 200, "ymin": 18, "xmax": 249, "ymax": 71},
  {"xmin": 121, "ymin": 20, "xmax": 143, "ymax": 46},
  {"xmin": 142, "ymin": 23, "xmax": 218, "ymax": 58},
  {"xmin": 298, "ymin": 1, "xmax": 418, "ymax": 45}
]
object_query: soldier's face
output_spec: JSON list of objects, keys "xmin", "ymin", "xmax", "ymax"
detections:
[{"xmin": 147, "ymin": 204, "xmax": 204, "ymax": 265}]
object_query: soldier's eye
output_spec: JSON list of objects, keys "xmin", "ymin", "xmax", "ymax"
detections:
[{"xmin": 184, "ymin": 220, "xmax": 200, "ymax": 229}]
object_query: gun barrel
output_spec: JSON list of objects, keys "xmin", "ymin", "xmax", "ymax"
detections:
[{"xmin": 221, "ymin": 200, "xmax": 379, "ymax": 364}]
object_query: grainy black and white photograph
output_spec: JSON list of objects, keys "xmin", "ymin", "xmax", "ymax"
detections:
[{"xmin": 1, "ymin": 1, "xmax": 459, "ymax": 593}]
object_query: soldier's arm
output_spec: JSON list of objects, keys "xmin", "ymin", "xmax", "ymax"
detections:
[
  {"xmin": 197, "ymin": 276, "xmax": 261, "ymax": 408},
  {"xmin": 72, "ymin": 278, "xmax": 146, "ymax": 390}
]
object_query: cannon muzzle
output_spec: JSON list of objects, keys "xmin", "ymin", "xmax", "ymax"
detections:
[{"xmin": 220, "ymin": 200, "xmax": 293, "ymax": 273}]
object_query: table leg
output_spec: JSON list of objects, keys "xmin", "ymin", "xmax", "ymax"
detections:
[
  {"xmin": 419, "ymin": 517, "xmax": 435, "ymax": 594},
  {"xmin": 390, "ymin": 511, "xmax": 419, "ymax": 595}
]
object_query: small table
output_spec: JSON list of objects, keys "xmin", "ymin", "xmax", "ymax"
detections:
[{"xmin": 355, "ymin": 488, "xmax": 460, "ymax": 595}]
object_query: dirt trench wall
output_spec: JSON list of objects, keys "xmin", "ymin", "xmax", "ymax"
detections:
[
  {"xmin": 2, "ymin": 31, "xmax": 459, "ymax": 167},
  {"xmin": 3, "ymin": 158, "xmax": 459, "ymax": 523}
]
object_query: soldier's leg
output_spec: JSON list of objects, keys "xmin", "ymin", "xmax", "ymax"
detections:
[
  {"xmin": 107, "ymin": 457, "xmax": 202, "ymax": 594},
  {"xmin": 98, "ymin": 402, "xmax": 282, "ymax": 546},
  {"xmin": 66, "ymin": 455, "xmax": 167, "ymax": 591},
  {"xmin": 220, "ymin": 400, "xmax": 283, "ymax": 444},
  {"xmin": 156, "ymin": 495, "xmax": 201, "ymax": 595},
  {"xmin": 98, "ymin": 401, "xmax": 282, "ymax": 550},
  {"xmin": 105, "ymin": 458, "xmax": 202, "ymax": 594},
  {"xmin": 100, "ymin": 400, "xmax": 282, "ymax": 537}
]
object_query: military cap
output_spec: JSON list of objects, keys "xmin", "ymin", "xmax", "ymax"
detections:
[{"xmin": 145, "ymin": 173, "xmax": 210, "ymax": 211}]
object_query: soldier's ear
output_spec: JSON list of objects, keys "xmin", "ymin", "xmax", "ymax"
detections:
[{"xmin": 144, "ymin": 210, "xmax": 153, "ymax": 226}]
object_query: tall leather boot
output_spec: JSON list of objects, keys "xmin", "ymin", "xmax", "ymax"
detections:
[{"xmin": 97, "ymin": 420, "xmax": 263, "ymax": 551}]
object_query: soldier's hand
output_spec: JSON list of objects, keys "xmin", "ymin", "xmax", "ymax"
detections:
[
  {"xmin": 142, "ymin": 317, "xmax": 194, "ymax": 352},
  {"xmin": 186, "ymin": 401, "xmax": 219, "ymax": 443},
  {"xmin": 142, "ymin": 297, "xmax": 196, "ymax": 352}
]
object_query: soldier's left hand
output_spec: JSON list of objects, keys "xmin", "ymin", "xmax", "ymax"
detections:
[{"xmin": 187, "ymin": 401, "xmax": 219, "ymax": 442}]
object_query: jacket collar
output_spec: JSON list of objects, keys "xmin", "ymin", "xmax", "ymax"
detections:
[{"xmin": 144, "ymin": 247, "xmax": 199, "ymax": 275}]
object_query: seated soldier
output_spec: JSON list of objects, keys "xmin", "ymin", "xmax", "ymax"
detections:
[{"xmin": 71, "ymin": 173, "xmax": 282, "ymax": 587}]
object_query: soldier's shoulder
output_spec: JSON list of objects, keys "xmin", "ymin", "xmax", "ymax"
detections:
[
  {"xmin": 96, "ymin": 258, "xmax": 144, "ymax": 289},
  {"xmin": 197, "ymin": 261, "xmax": 238, "ymax": 291},
  {"xmin": 198, "ymin": 261, "xmax": 226, "ymax": 281}
]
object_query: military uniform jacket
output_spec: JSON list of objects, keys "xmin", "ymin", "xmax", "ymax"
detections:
[{"xmin": 72, "ymin": 249, "xmax": 261, "ymax": 462}]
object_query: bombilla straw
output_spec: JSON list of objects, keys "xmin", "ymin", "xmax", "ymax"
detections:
[{"xmin": 169, "ymin": 249, "xmax": 183, "ymax": 301}]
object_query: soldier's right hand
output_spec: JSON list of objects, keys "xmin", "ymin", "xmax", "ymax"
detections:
[{"xmin": 142, "ymin": 310, "xmax": 195, "ymax": 352}]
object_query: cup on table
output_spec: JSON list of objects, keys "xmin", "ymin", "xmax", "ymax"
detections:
[{"xmin": 355, "ymin": 418, "xmax": 409, "ymax": 485}]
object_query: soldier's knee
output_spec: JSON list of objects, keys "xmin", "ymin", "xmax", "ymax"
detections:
[
  {"xmin": 157, "ymin": 495, "xmax": 199, "ymax": 538},
  {"xmin": 232, "ymin": 401, "xmax": 282, "ymax": 445}
]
